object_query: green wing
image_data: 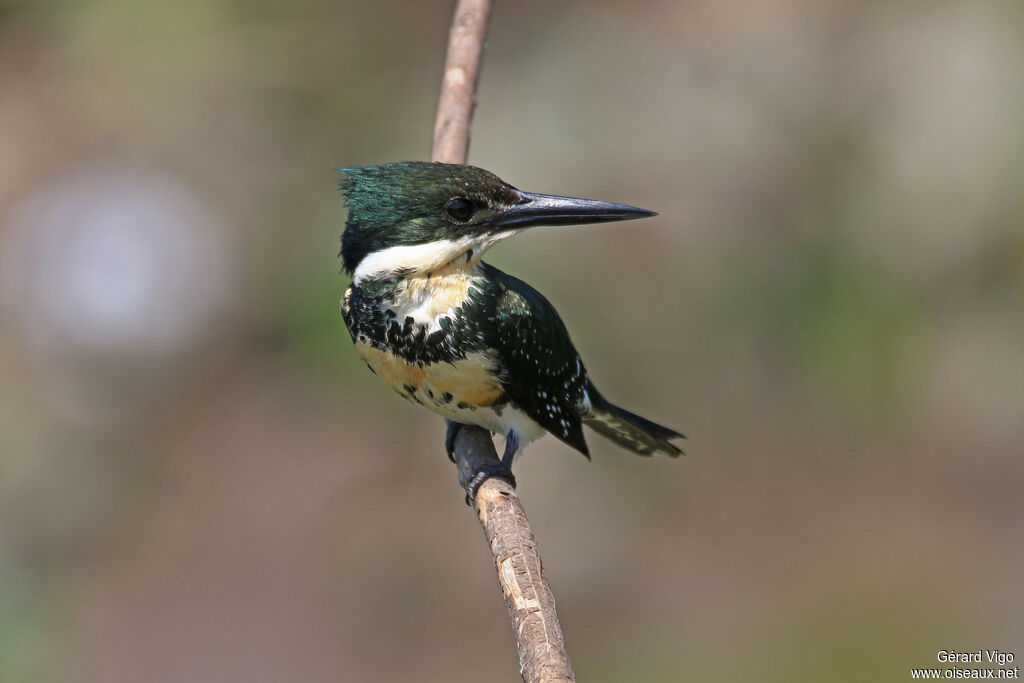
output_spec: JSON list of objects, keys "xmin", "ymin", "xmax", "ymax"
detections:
[{"xmin": 479, "ymin": 263, "xmax": 591, "ymax": 457}]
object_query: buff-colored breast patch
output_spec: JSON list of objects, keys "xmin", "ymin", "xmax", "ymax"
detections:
[{"xmin": 354, "ymin": 342, "xmax": 504, "ymax": 409}]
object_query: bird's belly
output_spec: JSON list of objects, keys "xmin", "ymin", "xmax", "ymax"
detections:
[
  {"xmin": 353, "ymin": 340, "xmax": 545, "ymax": 448},
  {"xmin": 354, "ymin": 340, "xmax": 504, "ymax": 412},
  {"xmin": 353, "ymin": 340, "xmax": 546, "ymax": 453},
  {"xmin": 440, "ymin": 403, "xmax": 547, "ymax": 459}
]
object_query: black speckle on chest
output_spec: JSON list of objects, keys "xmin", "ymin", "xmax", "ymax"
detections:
[{"xmin": 342, "ymin": 280, "xmax": 489, "ymax": 366}]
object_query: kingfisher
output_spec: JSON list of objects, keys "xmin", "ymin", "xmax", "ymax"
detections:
[{"xmin": 338, "ymin": 162, "xmax": 683, "ymax": 501}]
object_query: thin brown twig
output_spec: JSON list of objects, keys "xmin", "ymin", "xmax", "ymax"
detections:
[
  {"xmin": 430, "ymin": 2, "xmax": 575, "ymax": 681},
  {"xmin": 432, "ymin": 0, "xmax": 492, "ymax": 165}
]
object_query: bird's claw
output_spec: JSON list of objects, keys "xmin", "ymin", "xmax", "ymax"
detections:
[{"xmin": 464, "ymin": 466, "xmax": 517, "ymax": 507}]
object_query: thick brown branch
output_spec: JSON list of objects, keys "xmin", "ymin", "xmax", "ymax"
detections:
[{"xmin": 430, "ymin": 2, "xmax": 576, "ymax": 681}]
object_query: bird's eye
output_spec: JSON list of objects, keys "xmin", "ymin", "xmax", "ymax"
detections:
[{"xmin": 444, "ymin": 198, "xmax": 475, "ymax": 222}]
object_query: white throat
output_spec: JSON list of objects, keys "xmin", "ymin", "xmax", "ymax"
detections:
[
  {"xmin": 351, "ymin": 231, "xmax": 517, "ymax": 334},
  {"xmin": 352, "ymin": 232, "xmax": 514, "ymax": 284}
]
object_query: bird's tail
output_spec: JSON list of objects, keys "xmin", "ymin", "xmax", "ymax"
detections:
[{"xmin": 583, "ymin": 388, "xmax": 684, "ymax": 457}]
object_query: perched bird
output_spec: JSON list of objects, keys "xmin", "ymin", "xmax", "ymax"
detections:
[{"xmin": 338, "ymin": 162, "xmax": 683, "ymax": 500}]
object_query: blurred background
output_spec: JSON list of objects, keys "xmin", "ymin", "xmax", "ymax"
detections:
[{"xmin": 1, "ymin": 1, "xmax": 1022, "ymax": 681}]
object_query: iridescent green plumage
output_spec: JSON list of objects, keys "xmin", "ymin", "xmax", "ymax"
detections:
[
  {"xmin": 337, "ymin": 162, "xmax": 683, "ymax": 493},
  {"xmin": 338, "ymin": 163, "xmax": 519, "ymax": 273}
]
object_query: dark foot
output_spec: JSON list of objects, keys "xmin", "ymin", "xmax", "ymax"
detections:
[
  {"xmin": 464, "ymin": 466, "xmax": 517, "ymax": 506},
  {"xmin": 445, "ymin": 420, "xmax": 464, "ymax": 463},
  {"xmin": 463, "ymin": 430, "xmax": 521, "ymax": 506}
]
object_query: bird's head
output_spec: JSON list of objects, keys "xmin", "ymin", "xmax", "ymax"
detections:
[{"xmin": 337, "ymin": 162, "xmax": 656, "ymax": 281}]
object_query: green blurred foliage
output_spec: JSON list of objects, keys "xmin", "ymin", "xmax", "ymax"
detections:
[
  {"xmin": 0, "ymin": 577, "xmax": 47, "ymax": 683},
  {"xmin": 785, "ymin": 244, "xmax": 932, "ymax": 421},
  {"xmin": 1, "ymin": 1, "xmax": 1022, "ymax": 682}
]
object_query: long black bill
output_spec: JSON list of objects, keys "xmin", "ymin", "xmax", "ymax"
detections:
[{"xmin": 490, "ymin": 190, "xmax": 657, "ymax": 229}]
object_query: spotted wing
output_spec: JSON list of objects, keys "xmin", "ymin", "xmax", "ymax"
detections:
[{"xmin": 480, "ymin": 264, "xmax": 591, "ymax": 457}]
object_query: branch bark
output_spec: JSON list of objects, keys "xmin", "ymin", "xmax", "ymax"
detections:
[
  {"xmin": 432, "ymin": 0, "xmax": 492, "ymax": 166},
  {"xmin": 431, "ymin": 2, "xmax": 575, "ymax": 682}
]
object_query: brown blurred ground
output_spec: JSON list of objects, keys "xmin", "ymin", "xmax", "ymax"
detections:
[{"xmin": 1, "ymin": 1, "xmax": 1022, "ymax": 681}]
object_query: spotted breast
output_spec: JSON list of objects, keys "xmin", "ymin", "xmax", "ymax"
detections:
[{"xmin": 341, "ymin": 263, "xmax": 514, "ymax": 430}]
